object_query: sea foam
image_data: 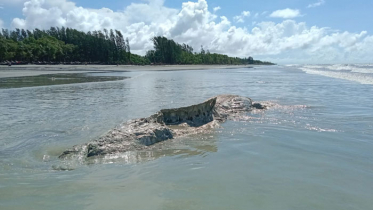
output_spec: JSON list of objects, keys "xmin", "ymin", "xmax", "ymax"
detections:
[{"xmin": 299, "ymin": 64, "xmax": 373, "ymax": 85}]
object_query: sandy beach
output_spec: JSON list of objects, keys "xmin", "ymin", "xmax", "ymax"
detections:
[{"xmin": 0, "ymin": 64, "xmax": 253, "ymax": 78}]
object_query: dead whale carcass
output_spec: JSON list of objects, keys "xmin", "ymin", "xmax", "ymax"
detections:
[{"xmin": 59, "ymin": 95, "xmax": 265, "ymax": 159}]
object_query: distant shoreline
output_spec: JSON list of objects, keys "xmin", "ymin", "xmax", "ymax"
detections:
[{"xmin": 0, "ymin": 64, "xmax": 260, "ymax": 78}]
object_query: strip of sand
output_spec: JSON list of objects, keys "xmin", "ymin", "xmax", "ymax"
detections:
[{"xmin": 0, "ymin": 65, "xmax": 253, "ymax": 78}]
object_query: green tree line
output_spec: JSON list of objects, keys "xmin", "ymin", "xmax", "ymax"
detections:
[
  {"xmin": 145, "ymin": 36, "xmax": 274, "ymax": 65},
  {"xmin": 0, "ymin": 27, "xmax": 274, "ymax": 65},
  {"xmin": 0, "ymin": 27, "xmax": 149, "ymax": 65}
]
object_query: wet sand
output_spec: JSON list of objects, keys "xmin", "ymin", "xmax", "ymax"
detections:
[{"xmin": 0, "ymin": 64, "xmax": 252, "ymax": 78}]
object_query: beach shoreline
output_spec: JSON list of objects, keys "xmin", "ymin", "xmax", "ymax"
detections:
[{"xmin": 0, "ymin": 64, "xmax": 255, "ymax": 78}]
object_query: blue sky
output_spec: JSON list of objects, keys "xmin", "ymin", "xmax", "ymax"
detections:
[
  {"xmin": 167, "ymin": 0, "xmax": 373, "ymax": 33},
  {"xmin": 0, "ymin": 0, "xmax": 372, "ymax": 63},
  {"xmin": 2, "ymin": 0, "xmax": 372, "ymax": 32}
]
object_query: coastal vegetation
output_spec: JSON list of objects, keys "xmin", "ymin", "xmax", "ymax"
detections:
[
  {"xmin": 145, "ymin": 36, "xmax": 273, "ymax": 65},
  {"xmin": 0, "ymin": 27, "xmax": 274, "ymax": 65}
]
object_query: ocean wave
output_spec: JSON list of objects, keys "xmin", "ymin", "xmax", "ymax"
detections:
[
  {"xmin": 299, "ymin": 66, "xmax": 373, "ymax": 85},
  {"xmin": 327, "ymin": 64, "xmax": 373, "ymax": 74},
  {"xmin": 301, "ymin": 64, "xmax": 373, "ymax": 73}
]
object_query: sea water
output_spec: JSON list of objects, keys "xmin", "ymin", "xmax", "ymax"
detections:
[{"xmin": 0, "ymin": 65, "xmax": 372, "ymax": 210}]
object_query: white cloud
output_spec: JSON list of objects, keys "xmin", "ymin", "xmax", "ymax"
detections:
[
  {"xmin": 213, "ymin": 6, "xmax": 220, "ymax": 12},
  {"xmin": 233, "ymin": 11, "xmax": 250, "ymax": 23},
  {"xmin": 5, "ymin": 0, "xmax": 373, "ymax": 63},
  {"xmin": 308, "ymin": 0, "xmax": 325, "ymax": 8},
  {"xmin": 269, "ymin": 8, "xmax": 301, "ymax": 19},
  {"xmin": 0, "ymin": 19, "xmax": 4, "ymax": 28},
  {"xmin": 170, "ymin": 0, "xmax": 214, "ymax": 36}
]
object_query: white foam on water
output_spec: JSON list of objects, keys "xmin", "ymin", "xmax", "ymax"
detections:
[
  {"xmin": 285, "ymin": 64, "xmax": 299, "ymax": 67},
  {"xmin": 302, "ymin": 65, "xmax": 327, "ymax": 69},
  {"xmin": 299, "ymin": 64, "xmax": 373, "ymax": 85},
  {"xmin": 326, "ymin": 64, "xmax": 373, "ymax": 74},
  {"xmin": 305, "ymin": 124, "xmax": 338, "ymax": 133}
]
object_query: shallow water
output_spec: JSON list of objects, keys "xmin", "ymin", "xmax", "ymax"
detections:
[
  {"xmin": 0, "ymin": 66, "xmax": 372, "ymax": 210},
  {"xmin": 0, "ymin": 73, "xmax": 127, "ymax": 89}
]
